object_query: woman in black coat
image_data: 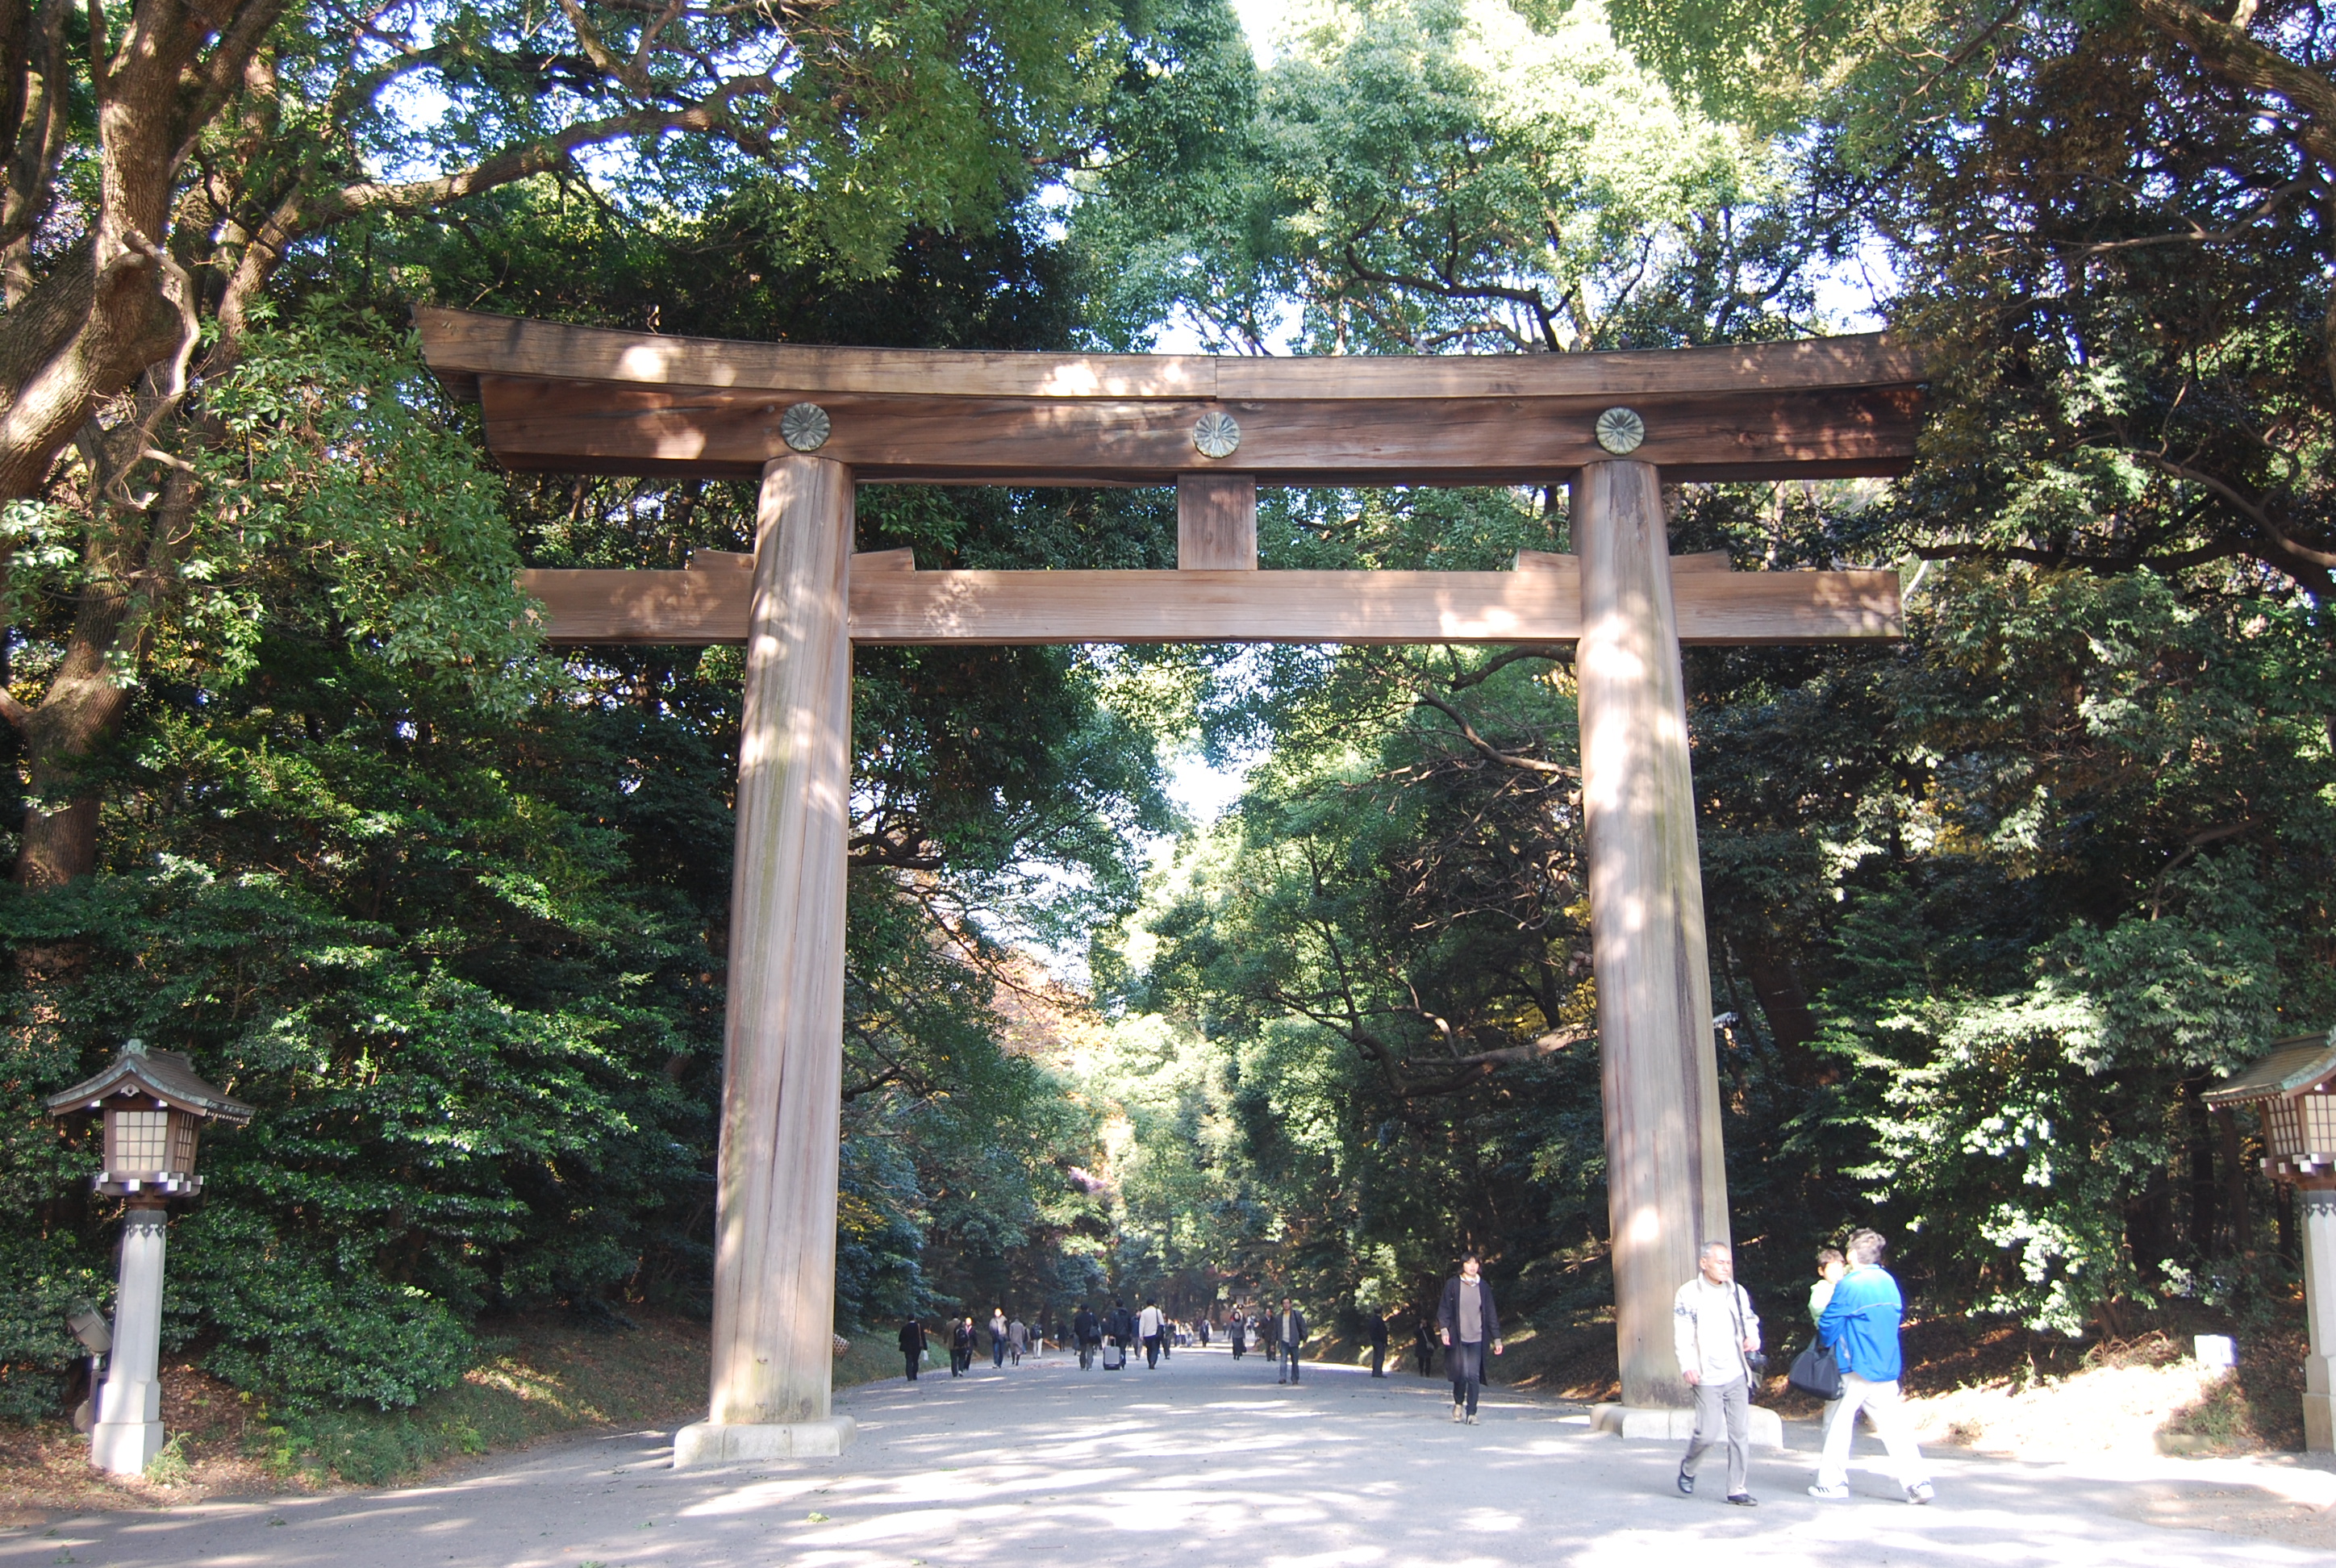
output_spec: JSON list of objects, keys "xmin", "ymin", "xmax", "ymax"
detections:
[{"xmin": 899, "ymin": 1317, "xmax": 928, "ymax": 1381}]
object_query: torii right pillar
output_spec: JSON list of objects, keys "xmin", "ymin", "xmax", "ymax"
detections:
[{"xmin": 1574, "ymin": 458, "xmax": 1736, "ymax": 1419}]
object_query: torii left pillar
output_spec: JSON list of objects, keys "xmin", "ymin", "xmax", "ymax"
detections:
[
  {"xmin": 1576, "ymin": 458, "xmax": 1775, "ymax": 1446},
  {"xmin": 675, "ymin": 455, "xmax": 859, "ymax": 1466}
]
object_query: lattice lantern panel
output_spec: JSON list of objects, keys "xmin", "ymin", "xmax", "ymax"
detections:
[
  {"xmin": 105, "ymin": 1109, "xmax": 171, "ymax": 1174},
  {"xmin": 2263, "ymin": 1092, "xmax": 2336, "ymax": 1160},
  {"xmin": 2305, "ymin": 1090, "xmax": 2336, "ymax": 1156}
]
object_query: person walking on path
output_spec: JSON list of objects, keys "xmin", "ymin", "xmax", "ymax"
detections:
[
  {"xmin": 1261, "ymin": 1307, "xmax": 1281, "ymax": 1368},
  {"xmin": 1808, "ymin": 1247, "xmax": 1847, "ymax": 1437},
  {"xmin": 1074, "ymin": 1303, "xmax": 1100, "ymax": 1370},
  {"xmin": 899, "ymin": 1316, "xmax": 928, "ymax": 1382},
  {"xmin": 990, "ymin": 1307, "xmax": 1009, "ymax": 1369},
  {"xmin": 1274, "ymin": 1298, "xmax": 1308, "ymax": 1384},
  {"xmin": 1366, "ymin": 1309, "xmax": 1389, "ymax": 1378},
  {"xmin": 1673, "ymin": 1241, "xmax": 1762, "ymax": 1508},
  {"xmin": 1438, "ymin": 1256, "xmax": 1503, "ymax": 1423},
  {"xmin": 950, "ymin": 1316, "xmax": 975, "ymax": 1377},
  {"xmin": 1414, "ymin": 1316, "xmax": 1436, "ymax": 1378},
  {"xmin": 1229, "ymin": 1311, "xmax": 1247, "ymax": 1360},
  {"xmin": 1141, "ymin": 1300, "xmax": 1166, "ymax": 1369},
  {"xmin": 1007, "ymin": 1316, "xmax": 1027, "ymax": 1366},
  {"xmin": 1812, "ymin": 1229, "xmax": 1933, "ymax": 1505},
  {"xmin": 1103, "ymin": 1299, "xmax": 1133, "ymax": 1370}
]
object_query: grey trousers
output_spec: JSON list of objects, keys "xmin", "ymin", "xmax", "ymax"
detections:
[{"xmin": 1682, "ymin": 1374, "xmax": 1750, "ymax": 1495}]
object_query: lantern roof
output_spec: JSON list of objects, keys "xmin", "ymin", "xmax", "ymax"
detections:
[
  {"xmin": 43, "ymin": 1040, "xmax": 253, "ymax": 1126},
  {"xmin": 2203, "ymin": 1028, "xmax": 2336, "ymax": 1109}
]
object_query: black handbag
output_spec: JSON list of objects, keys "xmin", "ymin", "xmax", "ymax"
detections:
[{"xmin": 1787, "ymin": 1340, "xmax": 1842, "ymax": 1399}]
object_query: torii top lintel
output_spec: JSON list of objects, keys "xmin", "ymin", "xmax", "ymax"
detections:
[{"xmin": 418, "ymin": 308, "xmax": 1921, "ymax": 487}]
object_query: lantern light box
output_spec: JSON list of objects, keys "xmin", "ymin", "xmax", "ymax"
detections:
[
  {"xmin": 2206, "ymin": 1032, "xmax": 2336, "ymax": 1182},
  {"xmin": 47, "ymin": 1039, "xmax": 252, "ymax": 1198}
]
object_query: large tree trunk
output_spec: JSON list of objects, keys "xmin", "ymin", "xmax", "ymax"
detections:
[
  {"xmin": 15, "ymin": 624, "xmax": 136, "ymax": 888},
  {"xmin": 11, "ymin": 471, "xmax": 191, "ymax": 887},
  {"xmin": 1738, "ymin": 936, "xmax": 1825, "ymax": 1081},
  {"xmin": 2182, "ymin": 1074, "xmax": 2219, "ymax": 1261}
]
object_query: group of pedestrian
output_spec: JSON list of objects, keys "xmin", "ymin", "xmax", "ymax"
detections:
[
  {"xmin": 886, "ymin": 1226, "xmax": 1932, "ymax": 1513},
  {"xmin": 898, "ymin": 1305, "xmax": 1045, "ymax": 1380},
  {"xmin": 1673, "ymin": 1228, "xmax": 1929, "ymax": 1509}
]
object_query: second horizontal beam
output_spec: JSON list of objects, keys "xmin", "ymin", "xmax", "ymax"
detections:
[{"xmin": 520, "ymin": 561, "xmax": 1902, "ymax": 647}]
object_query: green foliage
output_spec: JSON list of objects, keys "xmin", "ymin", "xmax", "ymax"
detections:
[
  {"xmin": 1080, "ymin": 0, "xmax": 1813, "ymax": 353},
  {"xmin": 168, "ymin": 1212, "xmax": 475, "ymax": 1414},
  {"xmin": 1084, "ymin": 0, "xmax": 2336, "ymax": 1351},
  {"xmin": 4, "ymin": 165, "xmax": 1170, "ymax": 1418},
  {"xmin": 0, "ymin": 1240, "xmax": 107, "ymax": 1423}
]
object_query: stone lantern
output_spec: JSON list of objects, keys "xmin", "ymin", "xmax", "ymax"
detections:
[
  {"xmin": 44, "ymin": 1040, "xmax": 252, "ymax": 1475},
  {"xmin": 2204, "ymin": 1026, "xmax": 2336, "ymax": 1452}
]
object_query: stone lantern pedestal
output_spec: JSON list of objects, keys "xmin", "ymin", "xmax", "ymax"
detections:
[
  {"xmin": 45, "ymin": 1040, "xmax": 252, "ymax": 1477},
  {"xmin": 2301, "ymin": 1187, "xmax": 2336, "ymax": 1452},
  {"xmin": 90, "ymin": 1207, "xmax": 170, "ymax": 1474}
]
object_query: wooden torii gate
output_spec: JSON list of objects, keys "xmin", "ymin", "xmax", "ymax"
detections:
[{"xmin": 419, "ymin": 309, "xmax": 1920, "ymax": 1466}]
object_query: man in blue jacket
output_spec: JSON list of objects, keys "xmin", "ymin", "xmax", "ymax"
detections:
[{"xmin": 1812, "ymin": 1229, "xmax": 1933, "ymax": 1503}]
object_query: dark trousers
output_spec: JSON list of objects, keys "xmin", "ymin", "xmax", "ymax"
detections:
[
  {"xmin": 1232, "ymin": 1337, "xmax": 1245, "ymax": 1359},
  {"xmin": 1370, "ymin": 1344, "xmax": 1386, "ymax": 1377},
  {"xmin": 1145, "ymin": 1335, "xmax": 1162, "ymax": 1368},
  {"xmin": 1449, "ymin": 1339, "xmax": 1486, "ymax": 1413},
  {"xmin": 904, "ymin": 1350, "xmax": 920, "ymax": 1381},
  {"xmin": 1279, "ymin": 1345, "xmax": 1301, "ymax": 1382},
  {"xmin": 992, "ymin": 1338, "xmax": 1006, "ymax": 1367}
]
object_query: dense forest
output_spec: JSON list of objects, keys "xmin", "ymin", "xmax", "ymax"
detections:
[{"xmin": 1, "ymin": 0, "xmax": 2331, "ymax": 1428}]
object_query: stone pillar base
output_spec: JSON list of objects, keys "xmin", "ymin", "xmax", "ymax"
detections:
[
  {"xmin": 1590, "ymin": 1402, "xmax": 1786, "ymax": 1450},
  {"xmin": 673, "ymin": 1415, "xmax": 857, "ymax": 1469},
  {"xmin": 91, "ymin": 1419, "xmax": 165, "ymax": 1474},
  {"xmin": 2305, "ymin": 1391, "xmax": 2332, "ymax": 1453}
]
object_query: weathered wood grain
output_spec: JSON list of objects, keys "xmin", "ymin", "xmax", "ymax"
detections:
[
  {"xmin": 420, "ymin": 307, "xmax": 1217, "ymax": 402},
  {"xmin": 1574, "ymin": 456, "xmax": 1733, "ymax": 1412},
  {"xmin": 515, "ymin": 562, "xmax": 1901, "ymax": 645},
  {"xmin": 1178, "ymin": 473, "xmax": 1258, "ymax": 569},
  {"xmin": 474, "ymin": 376, "xmax": 1921, "ymax": 484},
  {"xmin": 423, "ymin": 306, "xmax": 1914, "ymax": 403},
  {"xmin": 704, "ymin": 456, "xmax": 854, "ymax": 1436}
]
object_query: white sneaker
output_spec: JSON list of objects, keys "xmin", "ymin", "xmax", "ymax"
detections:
[
  {"xmin": 1905, "ymin": 1483, "xmax": 1933, "ymax": 1505},
  {"xmin": 1808, "ymin": 1483, "xmax": 1850, "ymax": 1500},
  {"xmin": 1451, "ymin": 1405, "xmax": 1464, "ymax": 1423}
]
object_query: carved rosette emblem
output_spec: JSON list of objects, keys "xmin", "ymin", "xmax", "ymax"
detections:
[
  {"xmin": 1594, "ymin": 407, "xmax": 1645, "ymax": 456},
  {"xmin": 779, "ymin": 402, "xmax": 832, "ymax": 452},
  {"xmin": 1192, "ymin": 410, "xmax": 1241, "ymax": 459}
]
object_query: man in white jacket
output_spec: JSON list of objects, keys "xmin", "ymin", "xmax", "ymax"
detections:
[
  {"xmin": 1139, "ymin": 1300, "xmax": 1166, "ymax": 1369},
  {"xmin": 1673, "ymin": 1241, "xmax": 1762, "ymax": 1508}
]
